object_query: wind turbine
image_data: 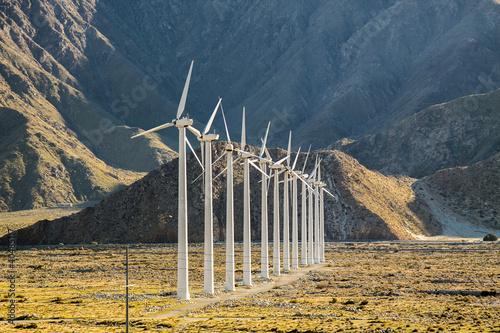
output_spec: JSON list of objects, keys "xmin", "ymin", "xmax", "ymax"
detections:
[
  {"xmin": 237, "ymin": 108, "xmax": 269, "ymax": 286},
  {"xmin": 213, "ymin": 103, "xmax": 237, "ymax": 292},
  {"xmin": 258, "ymin": 123, "xmax": 271, "ymax": 279},
  {"xmin": 267, "ymin": 151, "xmax": 289, "ymax": 276},
  {"xmin": 282, "ymin": 132, "xmax": 292, "ymax": 271},
  {"xmin": 307, "ymin": 157, "xmax": 319, "ymax": 265},
  {"xmin": 313, "ymin": 159, "xmax": 322, "ymax": 264},
  {"xmin": 319, "ymin": 180, "xmax": 326, "ymax": 262},
  {"xmin": 189, "ymin": 98, "xmax": 222, "ymax": 294},
  {"xmin": 131, "ymin": 60, "xmax": 196, "ymax": 300},
  {"xmin": 299, "ymin": 146, "xmax": 311, "ymax": 266},
  {"xmin": 289, "ymin": 147, "xmax": 302, "ymax": 269}
]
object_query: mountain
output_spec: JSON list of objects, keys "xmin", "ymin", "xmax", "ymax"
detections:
[
  {"xmin": 1, "ymin": 0, "xmax": 500, "ymax": 211},
  {"xmin": 337, "ymin": 88, "xmax": 500, "ymax": 178},
  {"xmin": 4, "ymin": 145, "xmax": 442, "ymax": 245},
  {"xmin": 414, "ymin": 152, "xmax": 500, "ymax": 233}
]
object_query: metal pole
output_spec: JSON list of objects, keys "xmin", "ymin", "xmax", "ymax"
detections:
[{"xmin": 126, "ymin": 246, "xmax": 129, "ymax": 333}]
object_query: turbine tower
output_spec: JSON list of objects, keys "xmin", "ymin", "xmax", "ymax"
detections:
[
  {"xmin": 212, "ymin": 104, "xmax": 237, "ymax": 291},
  {"xmin": 268, "ymin": 152, "xmax": 288, "ymax": 276},
  {"xmin": 258, "ymin": 123, "xmax": 271, "ymax": 279},
  {"xmin": 189, "ymin": 99, "xmax": 222, "ymax": 294},
  {"xmin": 131, "ymin": 60, "xmax": 195, "ymax": 300},
  {"xmin": 300, "ymin": 146, "xmax": 311, "ymax": 266},
  {"xmin": 289, "ymin": 147, "xmax": 301, "ymax": 269},
  {"xmin": 282, "ymin": 132, "xmax": 292, "ymax": 271},
  {"xmin": 313, "ymin": 159, "xmax": 321, "ymax": 264},
  {"xmin": 307, "ymin": 157, "xmax": 319, "ymax": 265}
]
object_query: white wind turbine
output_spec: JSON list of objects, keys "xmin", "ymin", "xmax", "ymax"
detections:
[
  {"xmin": 131, "ymin": 60, "xmax": 197, "ymax": 300},
  {"xmin": 238, "ymin": 108, "xmax": 270, "ymax": 286},
  {"xmin": 282, "ymin": 132, "xmax": 292, "ymax": 271},
  {"xmin": 189, "ymin": 98, "xmax": 222, "ymax": 294},
  {"xmin": 307, "ymin": 157, "xmax": 319, "ymax": 265},
  {"xmin": 211, "ymin": 103, "xmax": 237, "ymax": 291},
  {"xmin": 311, "ymin": 158, "xmax": 322, "ymax": 264},
  {"xmin": 284, "ymin": 144, "xmax": 313, "ymax": 269},
  {"xmin": 289, "ymin": 147, "xmax": 302, "ymax": 269},
  {"xmin": 266, "ymin": 150, "xmax": 289, "ymax": 276},
  {"xmin": 319, "ymin": 164, "xmax": 326, "ymax": 263},
  {"xmin": 299, "ymin": 146, "xmax": 311, "ymax": 266},
  {"xmin": 258, "ymin": 123, "xmax": 271, "ymax": 279}
]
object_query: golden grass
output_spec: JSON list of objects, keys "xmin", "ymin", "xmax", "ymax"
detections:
[
  {"xmin": 0, "ymin": 203, "xmax": 97, "ymax": 237},
  {"xmin": 0, "ymin": 241, "xmax": 498, "ymax": 332}
]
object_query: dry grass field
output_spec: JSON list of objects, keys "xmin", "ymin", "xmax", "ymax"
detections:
[
  {"xmin": 0, "ymin": 203, "xmax": 97, "ymax": 238},
  {"xmin": 0, "ymin": 241, "xmax": 498, "ymax": 332}
]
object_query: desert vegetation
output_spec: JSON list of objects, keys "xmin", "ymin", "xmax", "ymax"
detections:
[{"xmin": 0, "ymin": 241, "xmax": 498, "ymax": 332}]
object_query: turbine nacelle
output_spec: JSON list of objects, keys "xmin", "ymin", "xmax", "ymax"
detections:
[
  {"xmin": 225, "ymin": 143, "xmax": 234, "ymax": 151},
  {"xmin": 175, "ymin": 117, "xmax": 193, "ymax": 128},
  {"xmin": 201, "ymin": 133, "xmax": 220, "ymax": 142}
]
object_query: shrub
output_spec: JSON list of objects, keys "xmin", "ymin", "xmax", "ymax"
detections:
[
  {"xmin": 329, "ymin": 297, "xmax": 338, "ymax": 304},
  {"xmin": 316, "ymin": 281, "xmax": 329, "ymax": 289},
  {"xmin": 483, "ymin": 233, "xmax": 498, "ymax": 241}
]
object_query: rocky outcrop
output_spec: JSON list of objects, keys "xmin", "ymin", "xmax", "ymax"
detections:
[
  {"xmin": 338, "ymin": 89, "xmax": 500, "ymax": 178},
  {"xmin": 415, "ymin": 152, "xmax": 500, "ymax": 230}
]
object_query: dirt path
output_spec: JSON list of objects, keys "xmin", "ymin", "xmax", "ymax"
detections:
[{"xmin": 147, "ymin": 262, "xmax": 326, "ymax": 320}]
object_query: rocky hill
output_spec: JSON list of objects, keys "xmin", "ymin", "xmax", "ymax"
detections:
[
  {"xmin": 338, "ymin": 88, "xmax": 500, "ymax": 178},
  {"xmin": 5, "ymin": 144, "xmax": 442, "ymax": 245},
  {"xmin": 1, "ymin": 0, "xmax": 500, "ymax": 211},
  {"xmin": 414, "ymin": 152, "xmax": 500, "ymax": 233}
]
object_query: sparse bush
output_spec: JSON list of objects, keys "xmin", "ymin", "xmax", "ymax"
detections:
[
  {"xmin": 360, "ymin": 299, "xmax": 369, "ymax": 305},
  {"xmin": 344, "ymin": 300, "xmax": 355, "ymax": 305},
  {"xmin": 483, "ymin": 233, "xmax": 498, "ymax": 241},
  {"xmin": 316, "ymin": 281, "xmax": 329, "ymax": 289},
  {"xmin": 329, "ymin": 297, "xmax": 337, "ymax": 304}
]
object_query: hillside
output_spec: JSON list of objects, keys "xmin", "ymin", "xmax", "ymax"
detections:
[
  {"xmin": 1, "ymin": 0, "xmax": 500, "ymax": 211},
  {"xmin": 3, "ymin": 145, "xmax": 442, "ymax": 245},
  {"xmin": 414, "ymin": 152, "xmax": 500, "ymax": 236},
  {"xmin": 338, "ymin": 88, "xmax": 500, "ymax": 178}
]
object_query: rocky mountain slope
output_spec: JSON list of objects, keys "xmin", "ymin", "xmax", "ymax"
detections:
[
  {"xmin": 338, "ymin": 88, "xmax": 500, "ymax": 178},
  {"xmin": 5, "ymin": 144, "xmax": 441, "ymax": 245},
  {"xmin": 1, "ymin": 0, "xmax": 500, "ymax": 211},
  {"xmin": 414, "ymin": 152, "xmax": 500, "ymax": 232}
]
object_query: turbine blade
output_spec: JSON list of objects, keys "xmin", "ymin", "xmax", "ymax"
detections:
[
  {"xmin": 293, "ymin": 170, "xmax": 313, "ymax": 189},
  {"xmin": 291, "ymin": 147, "xmax": 301, "ymax": 171},
  {"xmin": 259, "ymin": 121, "xmax": 271, "ymax": 158},
  {"xmin": 287, "ymin": 131, "xmax": 292, "ymax": 166},
  {"xmin": 234, "ymin": 149, "xmax": 258, "ymax": 159},
  {"xmin": 187, "ymin": 125, "xmax": 202, "ymax": 138},
  {"xmin": 265, "ymin": 147, "xmax": 272, "ymax": 160},
  {"xmin": 308, "ymin": 159, "xmax": 319, "ymax": 181},
  {"xmin": 220, "ymin": 101, "xmax": 231, "ymax": 142},
  {"xmin": 212, "ymin": 151, "xmax": 227, "ymax": 167},
  {"xmin": 203, "ymin": 98, "xmax": 222, "ymax": 135},
  {"xmin": 131, "ymin": 122, "xmax": 174, "ymax": 138},
  {"xmin": 176, "ymin": 60, "xmax": 194, "ymax": 120},
  {"xmin": 301, "ymin": 144, "xmax": 311, "ymax": 174},
  {"xmin": 214, "ymin": 166, "xmax": 227, "ymax": 180},
  {"xmin": 249, "ymin": 160, "xmax": 270, "ymax": 178},
  {"xmin": 191, "ymin": 170, "xmax": 204, "ymax": 184},
  {"xmin": 241, "ymin": 107, "xmax": 246, "ymax": 151},
  {"xmin": 323, "ymin": 188, "xmax": 337, "ymax": 200},
  {"xmin": 186, "ymin": 135, "xmax": 204, "ymax": 170},
  {"xmin": 275, "ymin": 155, "xmax": 289, "ymax": 166}
]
